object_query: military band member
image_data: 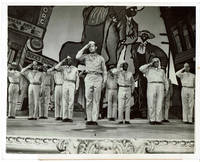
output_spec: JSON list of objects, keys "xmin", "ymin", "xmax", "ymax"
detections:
[
  {"xmin": 116, "ymin": 61, "xmax": 135, "ymax": 124},
  {"xmin": 21, "ymin": 61, "xmax": 43, "ymax": 120},
  {"xmin": 7, "ymin": 62, "xmax": 22, "ymax": 119},
  {"xmin": 139, "ymin": 57, "xmax": 166, "ymax": 125},
  {"xmin": 76, "ymin": 41, "xmax": 107, "ymax": 125},
  {"xmin": 176, "ymin": 63, "xmax": 195, "ymax": 124},
  {"xmin": 55, "ymin": 56, "xmax": 79, "ymax": 122},
  {"xmin": 106, "ymin": 65, "xmax": 118, "ymax": 121},
  {"xmin": 39, "ymin": 64, "xmax": 54, "ymax": 119},
  {"xmin": 47, "ymin": 65, "xmax": 63, "ymax": 120}
]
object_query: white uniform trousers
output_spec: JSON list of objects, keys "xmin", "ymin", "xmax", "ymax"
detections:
[
  {"xmin": 85, "ymin": 74, "xmax": 103, "ymax": 122},
  {"xmin": 118, "ymin": 87, "xmax": 131, "ymax": 121},
  {"xmin": 163, "ymin": 91, "xmax": 170, "ymax": 120},
  {"xmin": 55, "ymin": 85, "xmax": 63, "ymax": 118},
  {"xmin": 147, "ymin": 83, "xmax": 164, "ymax": 122},
  {"xmin": 39, "ymin": 85, "xmax": 51, "ymax": 117},
  {"xmin": 28, "ymin": 84, "xmax": 41, "ymax": 118},
  {"xmin": 62, "ymin": 81, "xmax": 75, "ymax": 119},
  {"xmin": 107, "ymin": 89, "xmax": 118, "ymax": 119},
  {"xmin": 181, "ymin": 87, "xmax": 194, "ymax": 123},
  {"xmin": 8, "ymin": 83, "xmax": 19, "ymax": 117}
]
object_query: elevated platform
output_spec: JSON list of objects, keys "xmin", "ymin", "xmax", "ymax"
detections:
[{"xmin": 6, "ymin": 118, "xmax": 194, "ymax": 154}]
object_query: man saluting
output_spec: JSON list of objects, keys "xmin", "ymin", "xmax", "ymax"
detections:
[
  {"xmin": 55, "ymin": 56, "xmax": 79, "ymax": 122},
  {"xmin": 76, "ymin": 41, "xmax": 107, "ymax": 125}
]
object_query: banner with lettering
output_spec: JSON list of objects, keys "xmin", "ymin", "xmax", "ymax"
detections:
[{"xmin": 8, "ymin": 17, "xmax": 44, "ymax": 38}]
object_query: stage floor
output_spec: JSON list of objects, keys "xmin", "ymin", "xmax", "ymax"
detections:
[{"xmin": 7, "ymin": 117, "xmax": 194, "ymax": 139}]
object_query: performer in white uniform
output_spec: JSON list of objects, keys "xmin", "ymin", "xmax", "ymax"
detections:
[
  {"xmin": 55, "ymin": 56, "xmax": 79, "ymax": 122},
  {"xmin": 39, "ymin": 64, "xmax": 53, "ymax": 119},
  {"xmin": 21, "ymin": 61, "xmax": 43, "ymax": 120},
  {"xmin": 139, "ymin": 57, "xmax": 166, "ymax": 125},
  {"xmin": 117, "ymin": 62, "xmax": 135, "ymax": 124},
  {"xmin": 106, "ymin": 65, "xmax": 118, "ymax": 121},
  {"xmin": 176, "ymin": 63, "xmax": 195, "ymax": 124},
  {"xmin": 76, "ymin": 41, "xmax": 107, "ymax": 125},
  {"xmin": 7, "ymin": 62, "xmax": 22, "ymax": 119},
  {"xmin": 47, "ymin": 65, "xmax": 63, "ymax": 120}
]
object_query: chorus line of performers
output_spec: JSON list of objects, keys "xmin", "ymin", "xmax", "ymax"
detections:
[{"xmin": 8, "ymin": 41, "xmax": 195, "ymax": 125}]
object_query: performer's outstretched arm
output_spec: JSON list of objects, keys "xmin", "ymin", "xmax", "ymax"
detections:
[
  {"xmin": 76, "ymin": 43, "xmax": 90, "ymax": 60},
  {"xmin": 55, "ymin": 59, "xmax": 66, "ymax": 70},
  {"xmin": 139, "ymin": 62, "xmax": 153, "ymax": 74},
  {"xmin": 21, "ymin": 63, "xmax": 33, "ymax": 73},
  {"xmin": 175, "ymin": 67, "xmax": 184, "ymax": 78},
  {"xmin": 47, "ymin": 65, "xmax": 56, "ymax": 72}
]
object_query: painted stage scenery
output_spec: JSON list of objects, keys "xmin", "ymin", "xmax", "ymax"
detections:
[{"xmin": 7, "ymin": 6, "xmax": 195, "ymax": 154}]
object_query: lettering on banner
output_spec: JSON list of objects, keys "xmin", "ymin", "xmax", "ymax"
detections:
[
  {"xmin": 25, "ymin": 51, "xmax": 57, "ymax": 66},
  {"xmin": 37, "ymin": 7, "xmax": 53, "ymax": 28},
  {"xmin": 8, "ymin": 17, "xmax": 44, "ymax": 38}
]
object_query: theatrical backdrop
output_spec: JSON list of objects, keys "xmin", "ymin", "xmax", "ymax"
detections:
[{"xmin": 6, "ymin": 6, "xmax": 195, "ymax": 154}]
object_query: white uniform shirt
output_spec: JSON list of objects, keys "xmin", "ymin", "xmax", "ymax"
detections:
[
  {"xmin": 54, "ymin": 72, "xmax": 63, "ymax": 85},
  {"xmin": 106, "ymin": 72, "xmax": 118, "ymax": 89},
  {"xmin": 58, "ymin": 65, "xmax": 79, "ymax": 90},
  {"xmin": 144, "ymin": 68, "xmax": 166, "ymax": 83},
  {"xmin": 22, "ymin": 70, "xmax": 43, "ymax": 84},
  {"xmin": 42, "ymin": 73, "xmax": 52, "ymax": 86},
  {"xmin": 76, "ymin": 53, "xmax": 107, "ymax": 82},
  {"xmin": 117, "ymin": 70, "xmax": 134, "ymax": 87},
  {"xmin": 8, "ymin": 70, "xmax": 21, "ymax": 83},
  {"xmin": 139, "ymin": 64, "xmax": 166, "ymax": 83},
  {"xmin": 177, "ymin": 72, "xmax": 195, "ymax": 87}
]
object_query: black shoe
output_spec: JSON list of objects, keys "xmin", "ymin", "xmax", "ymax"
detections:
[
  {"xmin": 108, "ymin": 118, "xmax": 112, "ymax": 121},
  {"xmin": 55, "ymin": 117, "xmax": 60, "ymax": 120},
  {"xmin": 8, "ymin": 116, "xmax": 15, "ymax": 119},
  {"xmin": 68, "ymin": 119, "xmax": 73, "ymax": 122},
  {"xmin": 43, "ymin": 117, "xmax": 48, "ymax": 119},
  {"xmin": 187, "ymin": 122, "xmax": 193, "ymax": 125},
  {"xmin": 162, "ymin": 120, "xmax": 170, "ymax": 123},
  {"xmin": 89, "ymin": 121, "xmax": 95, "ymax": 125},
  {"xmin": 86, "ymin": 121, "xmax": 92, "ymax": 125},
  {"xmin": 155, "ymin": 122, "xmax": 162, "ymax": 125},
  {"xmin": 33, "ymin": 118, "xmax": 37, "ymax": 120},
  {"xmin": 110, "ymin": 118, "xmax": 115, "ymax": 121},
  {"xmin": 39, "ymin": 117, "xmax": 44, "ymax": 119},
  {"xmin": 125, "ymin": 121, "xmax": 131, "ymax": 124},
  {"xmin": 28, "ymin": 117, "xmax": 34, "ymax": 120},
  {"xmin": 118, "ymin": 121, "xmax": 123, "ymax": 124},
  {"xmin": 93, "ymin": 121, "xmax": 98, "ymax": 125},
  {"xmin": 62, "ymin": 118, "xmax": 70, "ymax": 122},
  {"xmin": 183, "ymin": 121, "xmax": 189, "ymax": 124}
]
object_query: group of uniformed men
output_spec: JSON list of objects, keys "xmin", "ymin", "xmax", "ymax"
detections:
[{"xmin": 8, "ymin": 41, "xmax": 195, "ymax": 125}]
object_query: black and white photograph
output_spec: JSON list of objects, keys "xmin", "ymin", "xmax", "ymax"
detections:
[{"xmin": 2, "ymin": 3, "xmax": 198, "ymax": 158}]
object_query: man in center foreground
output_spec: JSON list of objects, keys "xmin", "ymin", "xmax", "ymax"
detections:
[
  {"xmin": 139, "ymin": 57, "xmax": 167, "ymax": 125},
  {"xmin": 76, "ymin": 41, "xmax": 107, "ymax": 125}
]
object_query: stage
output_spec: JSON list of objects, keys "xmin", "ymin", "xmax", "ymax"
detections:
[{"xmin": 6, "ymin": 117, "xmax": 194, "ymax": 154}]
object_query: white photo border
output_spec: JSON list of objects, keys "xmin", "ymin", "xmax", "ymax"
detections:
[{"xmin": 1, "ymin": 0, "xmax": 200, "ymax": 160}]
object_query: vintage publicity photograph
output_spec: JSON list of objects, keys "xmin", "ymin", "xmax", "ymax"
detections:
[{"xmin": 6, "ymin": 6, "xmax": 195, "ymax": 155}]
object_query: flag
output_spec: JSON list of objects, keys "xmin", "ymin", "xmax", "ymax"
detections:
[{"xmin": 169, "ymin": 51, "xmax": 178, "ymax": 85}]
